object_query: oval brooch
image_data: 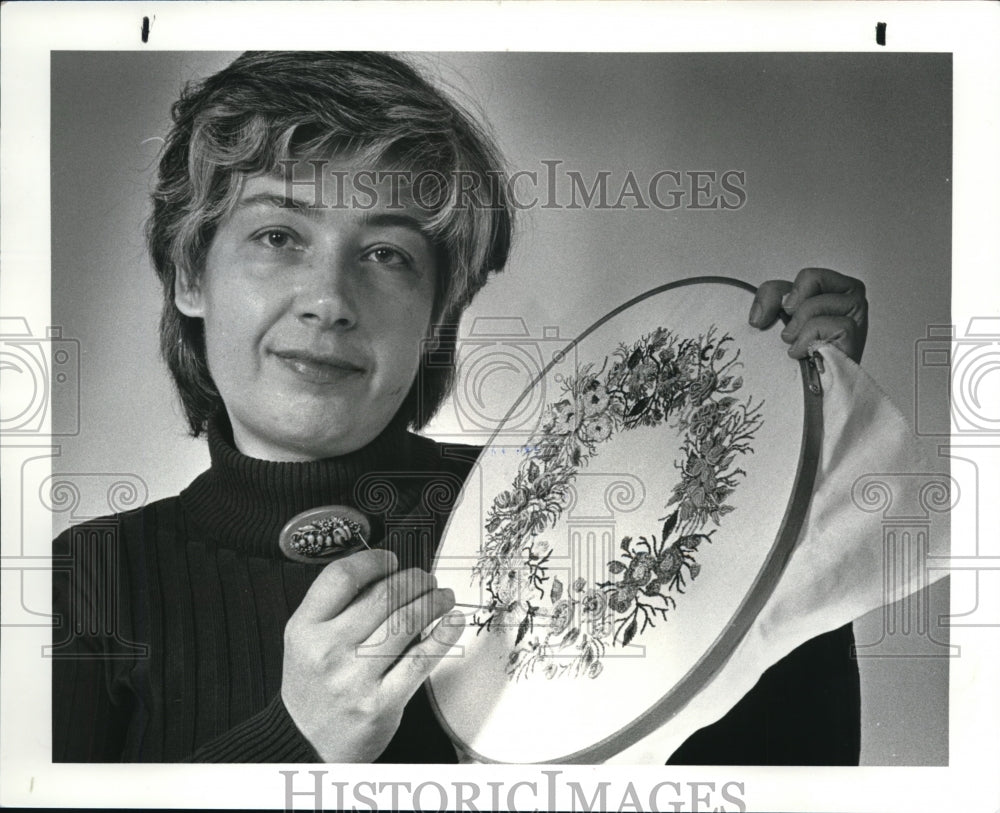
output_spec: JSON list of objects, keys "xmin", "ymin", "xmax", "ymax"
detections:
[{"xmin": 278, "ymin": 505, "xmax": 372, "ymax": 564}]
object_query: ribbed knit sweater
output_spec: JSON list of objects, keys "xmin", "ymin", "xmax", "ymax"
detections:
[
  {"xmin": 52, "ymin": 413, "xmax": 860, "ymax": 764},
  {"xmin": 51, "ymin": 412, "xmax": 475, "ymax": 762}
]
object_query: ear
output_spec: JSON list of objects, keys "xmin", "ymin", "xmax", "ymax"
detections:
[{"xmin": 174, "ymin": 269, "xmax": 205, "ymax": 318}]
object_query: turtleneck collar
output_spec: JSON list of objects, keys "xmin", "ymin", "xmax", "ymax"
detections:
[{"xmin": 180, "ymin": 411, "xmax": 417, "ymax": 558}]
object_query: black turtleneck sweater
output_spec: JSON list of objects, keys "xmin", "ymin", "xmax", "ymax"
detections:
[
  {"xmin": 52, "ymin": 413, "xmax": 478, "ymax": 763},
  {"xmin": 52, "ymin": 415, "xmax": 859, "ymax": 764}
]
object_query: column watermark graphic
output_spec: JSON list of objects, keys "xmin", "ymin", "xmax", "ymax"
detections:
[{"xmin": 851, "ymin": 473, "xmax": 957, "ymax": 657}]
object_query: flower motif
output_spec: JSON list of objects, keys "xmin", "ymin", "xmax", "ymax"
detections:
[
  {"xmin": 507, "ymin": 497, "xmax": 553, "ymax": 537},
  {"xmin": 655, "ymin": 548, "xmax": 682, "ymax": 580},
  {"xmin": 589, "ymin": 615, "xmax": 613, "ymax": 638},
  {"xmin": 580, "ymin": 589, "xmax": 607, "ymax": 619},
  {"xmin": 624, "ymin": 358, "xmax": 658, "ymax": 396},
  {"xmin": 655, "ymin": 373, "xmax": 679, "ymax": 401},
  {"xmin": 579, "ymin": 415, "xmax": 613, "ymax": 443},
  {"xmin": 687, "ymin": 485, "xmax": 708, "ymax": 509},
  {"xmin": 684, "ymin": 454, "xmax": 707, "ymax": 478},
  {"xmin": 494, "ymin": 565, "xmax": 526, "ymax": 606},
  {"xmin": 700, "ymin": 438, "xmax": 727, "ymax": 466},
  {"xmin": 690, "ymin": 370, "xmax": 718, "ymax": 405},
  {"xmin": 550, "ymin": 399, "xmax": 579, "ymax": 435},
  {"xmin": 698, "ymin": 466, "xmax": 717, "ymax": 491},
  {"xmin": 530, "ymin": 539, "xmax": 552, "ymax": 558},
  {"xmin": 581, "ymin": 381, "xmax": 611, "ymax": 416},
  {"xmin": 624, "ymin": 552, "xmax": 656, "ymax": 586},
  {"xmin": 690, "ymin": 420, "xmax": 714, "ymax": 440},
  {"xmin": 693, "ymin": 402, "xmax": 719, "ymax": 424},
  {"xmin": 549, "ymin": 600, "xmax": 574, "ymax": 636},
  {"xmin": 608, "ymin": 584, "xmax": 637, "ymax": 614}
]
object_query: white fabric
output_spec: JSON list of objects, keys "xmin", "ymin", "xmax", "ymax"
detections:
[{"xmin": 609, "ymin": 343, "xmax": 951, "ymax": 763}]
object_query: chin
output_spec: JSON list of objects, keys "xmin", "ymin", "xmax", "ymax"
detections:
[
  {"xmin": 284, "ymin": 429, "xmax": 363, "ymax": 459},
  {"xmin": 237, "ymin": 397, "xmax": 398, "ymax": 460},
  {"xmin": 286, "ymin": 417, "xmax": 387, "ymax": 459}
]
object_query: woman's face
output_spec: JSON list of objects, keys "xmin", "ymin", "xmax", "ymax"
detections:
[{"xmin": 175, "ymin": 160, "xmax": 439, "ymax": 461}]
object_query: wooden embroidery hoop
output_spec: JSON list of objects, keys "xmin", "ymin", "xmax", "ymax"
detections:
[{"xmin": 427, "ymin": 277, "xmax": 824, "ymax": 763}]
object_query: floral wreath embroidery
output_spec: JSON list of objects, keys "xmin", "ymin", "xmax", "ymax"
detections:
[{"xmin": 471, "ymin": 326, "xmax": 764, "ymax": 681}]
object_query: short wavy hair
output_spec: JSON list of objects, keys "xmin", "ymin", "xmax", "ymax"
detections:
[{"xmin": 148, "ymin": 51, "xmax": 513, "ymax": 436}]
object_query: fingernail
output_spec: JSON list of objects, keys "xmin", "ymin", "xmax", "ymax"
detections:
[
  {"xmin": 781, "ymin": 292, "xmax": 796, "ymax": 312},
  {"xmin": 749, "ymin": 302, "xmax": 761, "ymax": 326},
  {"xmin": 780, "ymin": 327, "xmax": 793, "ymax": 342}
]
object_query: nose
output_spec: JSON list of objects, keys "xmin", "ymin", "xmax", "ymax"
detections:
[{"xmin": 295, "ymin": 252, "xmax": 358, "ymax": 331}]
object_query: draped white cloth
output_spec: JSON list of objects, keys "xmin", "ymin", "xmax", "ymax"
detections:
[{"xmin": 611, "ymin": 342, "xmax": 951, "ymax": 763}]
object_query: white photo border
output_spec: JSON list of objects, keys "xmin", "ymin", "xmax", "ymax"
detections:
[{"xmin": 2, "ymin": 2, "xmax": 998, "ymax": 811}]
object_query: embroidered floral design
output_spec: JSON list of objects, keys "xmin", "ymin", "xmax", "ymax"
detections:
[{"xmin": 471, "ymin": 326, "xmax": 763, "ymax": 680}]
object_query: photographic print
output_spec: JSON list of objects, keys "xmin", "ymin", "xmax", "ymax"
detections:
[{"xmin": 1, "ymin": 3, "xmax": 997, "ymax": 811}]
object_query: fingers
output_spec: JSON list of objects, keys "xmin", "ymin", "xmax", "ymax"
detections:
[
  {"xmin": 380, "ymin": 609, "xmax": 466, "ymax": 701},
  {"xmin": 356, "ymin": 581, "xmax": 456, "ymax": 664},
  {"xmin": 781, "ymin": 292, "xmax": 867, "ymax": 339},
  {"xmin": 280, "ymin": 549, "xmax": 462, "ymax": 762},
  {"xmin": 749, "ymin": 280, "xmax": 793, "ymax": 328},
  {"xmin": 339, "ymin": 567, "xmax": 442, "ymax": 642},
  {"xmin": 750, "ymin": 268, "xmax": 869, "ymax": 363},
  {"xmin": 783, "ymin": 267, "xmax": 865, "ymax": 312},
  {"xmin": 294, "ymin": 548, "xmax": 398, "ymax": 624},
  {"xmin": 785, "ymin": 315, "xmax": 861, "ymax": 361}
]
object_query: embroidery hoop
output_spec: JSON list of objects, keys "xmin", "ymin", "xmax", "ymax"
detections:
[{"xmin": 427, "ymin": 277, "xmax": 824, "ymax": 763}]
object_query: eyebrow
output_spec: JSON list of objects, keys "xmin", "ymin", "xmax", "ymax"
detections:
[
  {"xmin": 234, "ymin": 194, "xmax": 431, "ymax": 236},
  {"xmin": 235, "ymin": 192, "xmax": 326, "ymax": 220},
  {"xmin": 359, "ymin": 212, "xmax": 430, "ymax": 234}
]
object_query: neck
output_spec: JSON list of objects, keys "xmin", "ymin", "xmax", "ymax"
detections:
[{"xmin": 179, "ymin": 410, "xmax": 415, "ymax": 557}]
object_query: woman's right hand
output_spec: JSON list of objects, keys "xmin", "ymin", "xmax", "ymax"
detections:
[{"xmin": 280, "ymin": 548, "xmax": 463, "ymax": 762}]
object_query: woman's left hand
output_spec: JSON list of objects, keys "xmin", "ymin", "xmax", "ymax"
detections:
[{"xmin": 748, "ymin": 267, "xmax": 869, "ymax": 364}]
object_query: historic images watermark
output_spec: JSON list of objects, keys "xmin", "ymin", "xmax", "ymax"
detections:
[
  {"xmin": 278, "ymin": 159, "xmax": 748, "ymax": 213},
  {"xmin": 280, "ymin": 769, "xmax": 748, "ymax": 812}
]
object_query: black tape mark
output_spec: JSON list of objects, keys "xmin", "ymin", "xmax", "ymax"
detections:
[
  {"xmin": 141, "ymin": 16, "xmax": 150, "ymax": 44},
  {"xmin": 876, "ymin": 22, "xmax": 886, "ymax": 46}
]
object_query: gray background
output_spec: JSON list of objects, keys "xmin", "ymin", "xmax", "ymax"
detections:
[{"xmin": 51, "ymin": 51, "xmax": 952, "ymax": 765}]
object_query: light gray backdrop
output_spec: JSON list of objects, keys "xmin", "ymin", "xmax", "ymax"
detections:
[{"xmin": 51, "ymin": 51, "xmax": 952, "ymax": 765}]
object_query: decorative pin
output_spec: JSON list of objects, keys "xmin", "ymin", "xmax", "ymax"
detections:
[{"xmin": 278, "ymin": 505, "xmax": 372, "ymax": 564}]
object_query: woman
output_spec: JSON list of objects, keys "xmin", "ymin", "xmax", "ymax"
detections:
[{"xmin": 53, "ymin": 51, "xmax": 868, "ymax": 764}]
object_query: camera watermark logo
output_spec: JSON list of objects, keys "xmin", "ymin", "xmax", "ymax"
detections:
[
  {"xmin": 424, "ymin": 316, "xmax": 577, "ymax": 440},
  {"xmin": 0, "ymin": 317, "xmax": 80, "ymax": 436},
  {"xmin": 915, "ymin": 319, "xmax": 1000, "ymax": 436}
]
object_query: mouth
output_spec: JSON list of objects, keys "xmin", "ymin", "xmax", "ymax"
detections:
[{"xmin": 271, "ymin": 350, "xmax": 367, "ymax": 385}]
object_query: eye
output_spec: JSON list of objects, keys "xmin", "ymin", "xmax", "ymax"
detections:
[
  {"xmin": 362, "ymin": 246, "xmax": 411, "ymax": 267},
  {"xmin": 252, "ymin": 228, "xmax": 301, "ymax": 251}
]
